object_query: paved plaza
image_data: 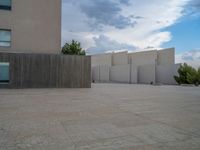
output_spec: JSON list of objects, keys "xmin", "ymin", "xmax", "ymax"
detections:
[{"xmin": 0, "ymin": 84, "xmax": 200, "ymax": 150}]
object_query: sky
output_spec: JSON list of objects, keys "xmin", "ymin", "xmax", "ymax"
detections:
[{"xmin": 62, "ymin": 0, "xmax": 200, "ymax": 68}]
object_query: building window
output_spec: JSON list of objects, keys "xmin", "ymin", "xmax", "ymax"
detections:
[
  {"xmin": 0, "ymin": 62, "xmax": 9, "ymax": 84},
  {"xmin": 0, "ymin": 29, "xmax": 11, "ymax": 47},
  {"xmin": 0, "ymin": 0, "xmax": 11, "ymax": 10}
]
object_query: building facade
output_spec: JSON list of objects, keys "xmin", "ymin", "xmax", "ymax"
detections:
[
  {"xmin": 0, "ymin": 0, "xmax": 61, "ymax": 53},
  {"xmin": 0, "ymin": 0, "xmax": 91, "ymax": 88},
  {"xmin": 92, "ymin": 48, "xmax": 180, "ymax": 85}
]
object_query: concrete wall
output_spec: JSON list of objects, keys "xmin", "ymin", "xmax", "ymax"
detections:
[
  {"xmin": 157, "ymin": 48, "xmax": 175, "ymax": 65},
  {"xmin": 156, "ymin": 64, "xmax": 180, "ymax": 85},
  {"xmin": 92, "ymin": 64, "xmax": 138, "ymax": 84},
  {"xmin": 130, "ymin": 65, "xmax": 138, "ymax": 84},
  {"xmin": 0, "ymin": 0, "xmax": 61, "ymax": 53},
  {"xmin": 128, "ymin": 50, "xmax": 157, "ymax": 66},
  {"xmin": 92, "ymin": 65, "xmax": 110, "ymax": 82},
  {"xmin": 112, "ymin": 51, "xmax": 128, "ymax": 66},
  {"xmin": 91, "ymin": 48, "xmax": 179, "ymax": 85},
  {"xmin": 99, "ymin": 65, "xmax": 110, "ymax": 82},
  {"xmin": 0, "ymin": 52, "xmax": 91, "ymax": 88},
  {"xmin": 138, "ymin": 65, "xmax": 156, "ymax": 84},
  {"xmin": 92, "ymin": 53, "xmax": 112, "ymax": 67},
  {"xmin": 110, "ymin": 64, "xmax": 130, "ymax": 83},
  {"xmin": 92, "ymin": 66, "xmax": 100, "ymax": 82}
]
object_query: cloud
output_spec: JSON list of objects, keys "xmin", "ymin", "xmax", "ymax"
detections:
[
  {"xmin": 119, "ymin": 0, "xmax": 130, "ymax": 6},
  {"xmin": 62, "ymin": 0, "xmax": 190, "ymax": 54},
  {"xmin": 87, "ymin": 35, "xmax": 137, "ymax": 54},
  {"xmin": 176, "ymin": 50, "xmax": 200, "ymax": 68},
  {"xmin": 79, "ymin": 0, "xmax": 135, "ymax": 30},
  {"xmin": 184, "ymin": 0, "xmax": 200, "ymax": 16},
  {"xmin": 190, "ymin": 0, "xmax": 200, "ymax": 9},
  {"xmin": 182, "ymin": 50, "xmax": 200, "ymax": 60}
]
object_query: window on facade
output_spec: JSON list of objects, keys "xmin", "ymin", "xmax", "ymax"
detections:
[
  {"xmin": 0, "ymin": 62, "xmax": 9, "ymax": 84},
  {"xmin": 0, "ymin": 29, "xmax": 11, "ymax": 47},
  {"xmin": 0, "ymin": 0, "xmax": 11, "ymax": 10}
]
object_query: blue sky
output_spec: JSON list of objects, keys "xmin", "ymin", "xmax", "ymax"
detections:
[
  {"xmin": 162, "ymin": 13, "xmax": 200, "ymax": 68},
  {"xmin": 163, "ymin": 13, "xmax": 200, "ymax": 54},
  {"xmin": 62, "ymin": 0, "xmax": 200, "ymax": 67}
]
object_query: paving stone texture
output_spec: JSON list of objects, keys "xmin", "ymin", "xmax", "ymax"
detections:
[{"xmin": 0, "ymin": 83, "xmax": 200, "ymax": 150}]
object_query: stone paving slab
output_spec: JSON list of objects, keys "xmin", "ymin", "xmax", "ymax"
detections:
[{"xmin": 0, "ymin": 83, "xmax": 200, "ymax": 150}]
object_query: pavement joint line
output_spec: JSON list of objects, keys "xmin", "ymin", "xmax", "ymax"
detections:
[
  {"xmin": 71, "ymin": 134, "xmax": 144, "ymax": 148},
  {"xmin": 121, "ymin": 109, "xmax": 200, "ymax": 139},
  {"xmin": 59, "ymin": 121, "xmax": 76, "ymax": 149}
]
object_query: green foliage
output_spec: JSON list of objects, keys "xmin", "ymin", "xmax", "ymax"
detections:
[
  {"xmin": 196, "ymin": 68, "xmax": 200, "ymax": 86},
  {"xmin": 174, "ymin": 63, "xmax": 200, "ymax": 86},
  {"xmin": 61, "ymin": 40, "xmax": 86, "ymax": 55}
]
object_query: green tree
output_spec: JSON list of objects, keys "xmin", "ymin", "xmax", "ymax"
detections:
[
  {"xmin": 197, "ymin": 68, "xmax": 200, "ymax": 84},
  {"xmin": 61, "ymin": 40, "xmax": 86, "ymax": 55},
  {"xmin": 174, "ymin": 63, "xmax": 200, "ymax": 86}
]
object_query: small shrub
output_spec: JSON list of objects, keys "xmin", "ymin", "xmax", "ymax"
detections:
[{"xmin": 174, "ymin": 63, "xmax": 200, "ymax": 86}]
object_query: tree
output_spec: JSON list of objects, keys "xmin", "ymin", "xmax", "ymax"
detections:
[
  {"xmin": 197, "ymin": 68, "xmax": 200, "ymax": 85},
  {"xmin": 174, "ymin": 63, "xmax": 200, "ymax": 86},
  {"xmin": 61, "ymin": 40, "xmax": 86, "ymax": 55}
]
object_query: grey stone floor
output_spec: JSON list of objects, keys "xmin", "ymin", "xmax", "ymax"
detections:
[{"xmin": 0, "ymin": 83, "xmax": 200, "ymax": 150}]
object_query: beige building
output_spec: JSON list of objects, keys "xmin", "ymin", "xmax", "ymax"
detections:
[
  {"xmin": 0, "ymin": 0, "xmax": 62, "ymax": 85},
  {"xmin": 92, "ymin": 48, "xmax": 180, "ymax": 85},
  {"xmin": 0, "ymin": 0, "xmax": 61, "ymax": 53}
]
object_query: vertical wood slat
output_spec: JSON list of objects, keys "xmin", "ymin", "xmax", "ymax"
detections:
[{"xmin": 0, "ymin": 52, "xmax": 91, "ymax": 88}]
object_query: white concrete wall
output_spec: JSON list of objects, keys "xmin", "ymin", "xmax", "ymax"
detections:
[
  {"xmin": 138, "ymin": 65, "xmax": 156, "ymax": 84},
  {"xmin": 156, "ymin": 64, "xmax": 180, "ymax": 85},
  {"xmin": 112, "ymin": 51, "xmax": 128, "ymax": 66},
  {"xmin": 110, "ymin": 64, "xmax": 130, "ymax": 83},
  {"xmin": 92, "ymin": 66, "xmax": 99, "ymax": 81},
  {"xmin": 91, "ymin": 53, "xmax": 112, "ymax": 67},
  {"xmin": 92, "ymin": 65, "xmax": 110, "ymax": 82},
  {"xmin": 99, "ymin": 65, "xmax": 110, "ymax": 82},
  {"xmin": 130, "ymin": 65, "xmax": 138, "ymax": 84},
  {"xmin": 128, "ymin": 50, "xmax": 157, "ymax": 66},
  {"xmin": 91, "ymin": 48, "xmax": 179, "ymax": 85},
  {"xmin": 157, "ymin": 48, "xmax": 175, "ymax": 65}
]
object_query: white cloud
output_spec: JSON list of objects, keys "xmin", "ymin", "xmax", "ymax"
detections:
[
  {"xmin": 87, "ymin": 35, "xmax": 137, "ymax": 54},
  {"xmin": 176, "ymin": 50, "xmax": 200, "ymax": 69},
  {"xmin": 104, "ymin": 0, "xmax": 189, "ymax": 49},
  {"xmin": 62, "ymin": 0, "xmax": 190, "ymax": 54}
]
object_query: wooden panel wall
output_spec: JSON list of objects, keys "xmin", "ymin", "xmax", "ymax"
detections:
[{"xmin": 0, "ymin": 52, "xmax": 91, "ymax": 88}]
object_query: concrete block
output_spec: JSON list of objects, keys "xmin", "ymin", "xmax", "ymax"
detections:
[
  {"xmin": 112, "ymin": 51, "xmax": 128, "ymax": 66},
  {"xmin": 156, "ymin": 64, "xmax": 180, "ymax": 85},
  {"xmin": 110, "ymin": 64, "xmax": 130, "ymax": 83},
  {"xmin": 138, "ymin": 64, "xmax": 156, "ymax": 84},
  {"xmin": 129, "ymin": 50, "xmax": 157, "ymax": 66},
  {"xmin": 130, "ymin": 65, "xmax": 138, "ymax": 84},
  {"xmin": 157, "ymin": 48, "xmax": 175, "ymax": 65},
  {"xmin": 99, "ymin": 65, "xmax": 110, "ymax": 82},
  {"xmin": 91, "ymin": 53, "xmax": 112, "ymax": 67},
  {"xmin": 92, "ymin": 66, "xmax": 100, "ymax": 82}
]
